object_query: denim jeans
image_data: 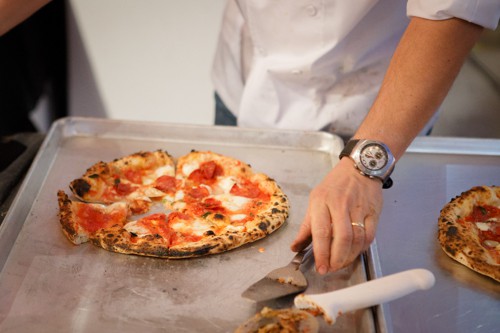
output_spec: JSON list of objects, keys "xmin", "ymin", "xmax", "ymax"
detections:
[{"xmin": 214, "ymin": 93, "xmax": 237, "ymax": 126}]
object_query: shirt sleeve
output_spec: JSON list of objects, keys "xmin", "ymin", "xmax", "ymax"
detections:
[{"xmin": 407, "ymin": 0, "xmax": 500, "ymax": 30}]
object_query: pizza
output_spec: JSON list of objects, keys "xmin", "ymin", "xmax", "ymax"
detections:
[
  {"xmin": 438, "ymin": 185, "xmax": 500, "ymax": 282},
  {"xmin": 58, "ymin": 150, "xmax": 289, "ymax": 258},
  {"xmin": 235, "ymin": 307, "xmax": 318, "ymax": 333}
]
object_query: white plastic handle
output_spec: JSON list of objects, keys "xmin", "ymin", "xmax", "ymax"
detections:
[{"xmin": 294, "ymin": 268, "xmax": 435, "ymax": 323}]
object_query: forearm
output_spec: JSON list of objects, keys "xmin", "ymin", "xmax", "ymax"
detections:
[
  {"xmin": 0, "ymin": 0, "xmax": 52, "ymax": 36},
  {"xmin": 355, "ymin": 17, "xmax": 484, "ymax": 160}
]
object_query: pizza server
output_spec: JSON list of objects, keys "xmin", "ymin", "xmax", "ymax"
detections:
[
  {"xmin": 241, "ymin": 244, "xmax": 314, "ymax": 302},
  {"xmin": 236, "ymin": 268, "xmax": 435, "ymax": 332}
]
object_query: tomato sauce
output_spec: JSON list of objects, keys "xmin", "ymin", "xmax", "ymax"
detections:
[
  {"xmin": 76, "ymin": 204, "xmax": 125, "ymax": 233},
  {"xmin": 466, "ymin": 204, "xmax": 500, "ymax": 255},
  {"xmin": 166, "ymin": 212, "xmax": 203, "ymax": 245},
  {"xmin": 137, "ymin": 213, "xmax": 171, "ymax": 240},
  {"xmin": 123, "ymin": 169, "xmax": 144, "ymax": 184},
  {"xmin": 466, "ymin": 204, "xmax": 499, "ymax": 222}
]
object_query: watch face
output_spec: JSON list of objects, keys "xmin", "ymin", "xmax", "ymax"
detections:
[{"xmin": 359, "ymin": 143, "xmax": 388, "ymax": 171}]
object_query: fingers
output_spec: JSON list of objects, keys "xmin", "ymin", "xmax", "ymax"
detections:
[
  {"xmin": 290, "ymin": 208, "xmax": 313, "ymax": 252},
  {"xmin": 291, "ymin": 159, "xmax": 383, "ymax": 274},
  {"xmin": 308, "ymin": 198, "xmax": 334, "ymax": 275},
  {"xmin": 344, "ymin": 220, "xmax": 366, "ymax": 268},
  {"xmin": 328, "ymin": 208, "xmax": 353, "ymax": 271},
  {"xmin": 362, "ymin": 215, "xmax": 377, "ymax": 252}
]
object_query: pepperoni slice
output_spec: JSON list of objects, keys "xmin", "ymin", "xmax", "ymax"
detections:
[
  {"xmin": 154, "ymin": 175, "xmax": 177, "ymax": 193},
  {"xmin": 230, "ymin": 183, "xmax": 262, "ymax": 198},
  {"xmin": 188, "ymin": 161, "xmax": 224, "ymax": 183},
  {"xmin": 188, "ymin": 186, "xmax": 210, "ymax": 199},
  {"xmin": 114, "ymin": 180, "xmax": 137, "ymax": 196}
]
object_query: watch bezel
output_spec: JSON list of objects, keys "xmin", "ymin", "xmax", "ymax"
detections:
[{"xmin": 348, "ymin": 139, "xmax": 395, "ymax": 182}]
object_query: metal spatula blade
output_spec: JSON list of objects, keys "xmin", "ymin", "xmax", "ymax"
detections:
[{"xmin": 241, "ymin": 245, "xmax": 313, "ymax": 302}]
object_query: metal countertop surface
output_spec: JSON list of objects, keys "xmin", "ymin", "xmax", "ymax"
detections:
[
  {"xmin": 374, "ymin": 137, "xmax": 500, "ymax": 333},
  {"xmin": 0, "ymin": 119, "xmax": 499, "ymax": 332}
]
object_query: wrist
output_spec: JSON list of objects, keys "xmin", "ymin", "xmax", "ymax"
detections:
[{"xmin": 339, "ymin": 139, "xmax": 395, "ymax": 189}]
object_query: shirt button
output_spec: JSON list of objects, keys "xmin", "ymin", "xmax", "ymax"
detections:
[{"xmin": 306, "ymin": 5, "xmax": 318, "ymax": 17}]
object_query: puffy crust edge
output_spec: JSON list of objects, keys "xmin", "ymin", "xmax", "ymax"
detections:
[
  {"xmin": 437, "ymin": 185, "xmax": 500, "ymax": 282},
  {"xmin": 57, "ymin": 190, "xmax": 89, "ymax": 245},
  {"xmin": 69, "ymin": 150, "xmax": 175, "ymax": 201}
]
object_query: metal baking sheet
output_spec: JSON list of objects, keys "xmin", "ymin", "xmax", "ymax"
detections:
[
  {"xmin": 372, "ymin": 136, "xmax": 500, "ymax": 333},
  {"xmin": 0, "ymin": 117, "xmax": 376, "ymax": 333}
]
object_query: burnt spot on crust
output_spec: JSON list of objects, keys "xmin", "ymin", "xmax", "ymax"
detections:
[
  {"xmin": 168, "ymin": 244, "xmax": 217, "ymax": 258},
  {"xmin": 258, "ymin": 221, "xmax": 268, "ymax": 231},
  {"xmin": 70, "ymin": 179, "xmax": 91, "ymax": 197},
  {"xmin": 445, "ymin": 245, "xmax": 456, "ymax": 256},
  {"xmin": 204, "ymin": 230, "xmax": 215, "ymax": 236},
  {"xmin": 214, "ymin": 213, "xmax": 224, "ymax": 220},
  {"xmin": 446, "ymin": 226, "xmax": 458, "ymax": 237}
]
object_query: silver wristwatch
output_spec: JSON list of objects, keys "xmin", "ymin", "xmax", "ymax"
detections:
[{"xmin": 339, "ymin": 139, "xmax": 395, "ymax": 189}]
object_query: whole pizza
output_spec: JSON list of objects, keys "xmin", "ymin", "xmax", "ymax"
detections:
[
  {"xmin": 438, "ymin": 185, "xmax": 500, "ymax": 282},
  {"xmin": 57, "ymin": 150, "xmax": 289, "ymax": 258}
]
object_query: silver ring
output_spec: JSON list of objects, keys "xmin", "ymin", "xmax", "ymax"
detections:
[{"xmin": 351, "ymin": 222, "xmax": 365, "ymax": 229}]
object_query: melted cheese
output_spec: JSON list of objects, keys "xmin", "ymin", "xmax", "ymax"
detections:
[
  {"xmin": 124, "ymin": 220, "xmax": 150, "ymax": 236},
  {"xmin": 143, "ymin": 187, "xmax": 167, "ymax": 197},
  {"xmin": 171, "ymin": 218, "xmax": 212, "ymax": 236},
  {"xmin": 200, "ymin": 184, "xmax": 213, "ymax": 195},
  {"xmin": 142, "ymin": 165, "xmax": 175, "ymax": 185},
  {"xmin": 216, "ymin": 176, "xmax": 237, "ymax": 194},
  {"xmin": 213, "ymin": 194, "xmax": 251, "ymax": 212},
  {"xmin": 483, "ymin": 240, "xmax": 500, "ymax": 248},
  {"xmin": 182, "ymin": 161, "xmax": 199, "ymax": 177},
  {"xmin": 172, "ymin": 201, "xmax": 186, "ymax": 210},
  {"xmin": 476, "ymin": 222, "xmax": 491, "ymax": 232},
  {"xmin": 230, "ymin": 214, "xmax": 247, "ymax": 222},
  {"xmin": 225, "ymin": 224, "xmax": 245, "ymax": 232},
  {"xmin": 175, "ymin": 190, "xmax": 185, "ymax": 201}
]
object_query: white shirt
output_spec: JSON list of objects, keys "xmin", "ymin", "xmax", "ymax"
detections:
[{"xmin": 212, "ymin": 0, "xmax": 500, "ymax": 137}]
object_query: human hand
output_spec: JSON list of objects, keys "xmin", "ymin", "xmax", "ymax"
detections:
[{"xmin": 290, "ymin": 157, "xmax": 383, "ymax": 274}]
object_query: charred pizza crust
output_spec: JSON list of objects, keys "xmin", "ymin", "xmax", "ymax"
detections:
[
  {"xmin": 438, "ymin": 185, "xmax": 500, "ymax": 282},
  {"xmin": 58, "ymin": 150, "xmax": 289, "ymax": 259},
  {"xmin": 58, "ymin": 190, "xmax": 129, "ymax": 245},
  {"xmin": 70, "ymin": 150, "xmax": 175, "ymax": 214}
]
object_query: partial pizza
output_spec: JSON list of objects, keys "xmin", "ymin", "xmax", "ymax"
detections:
[
  {"xmin": 58, "ymin": 150, "xmax": 289, "ymax": 258},
  {"xmin": 438, "ymin": 185, "xmax": 500, "ymax": 282},
  {"xmin": 235, "ymin": 307, "xmax": 319, "ymax": 333},
  {"xmin": 69, "ymin": 150, "xmax": 176, "ymax": 215}
]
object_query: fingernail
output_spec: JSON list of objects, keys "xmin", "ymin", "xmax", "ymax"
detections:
[{"xmin": 318, "ymin": 265, "xmax": 328, "ymax": 275}]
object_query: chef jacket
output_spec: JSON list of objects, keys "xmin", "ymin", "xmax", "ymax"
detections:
[{"xmin": 212, "ymin": 0, "xmax": 500, "ymax": 137}]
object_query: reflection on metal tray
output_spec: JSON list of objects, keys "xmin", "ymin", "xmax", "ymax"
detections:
[{"xmin": 0, "ymin": 117, "xmax": 377, "ymax": 333}]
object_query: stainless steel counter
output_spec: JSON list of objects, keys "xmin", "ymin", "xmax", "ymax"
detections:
[
  {"xmin": 0, "ymin": 118, "xmax": 373, "ymax": 333},
  {"xmin": 0, "ymin": 118, "xmax": 498, "ymax": 332},
  {"xmin": 373, "ymin": 136, "xmax": 500, "ymax": 333}
]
